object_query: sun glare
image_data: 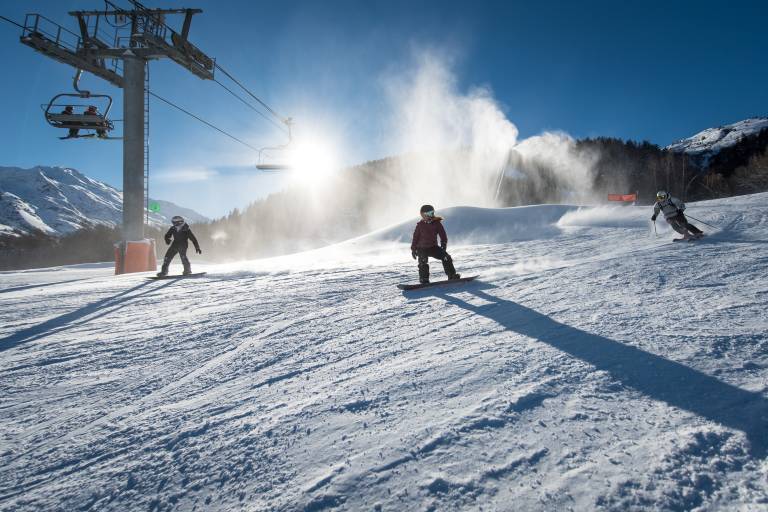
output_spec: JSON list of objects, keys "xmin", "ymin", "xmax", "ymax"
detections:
[{"xmin": 287, "ymin": 135, "xmax": 341, "ymax": 185}]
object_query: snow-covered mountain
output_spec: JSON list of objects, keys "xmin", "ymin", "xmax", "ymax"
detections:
[
  {"xmin": 0, "ymin": 166, "xmax": 209, "ymax": 237},
  {"xmin": 1, "ymin": 194, "xmax": 767, "ymax": 511},
  {"xmin": 666, "ymin": 117, "xmax": 768, "ymax": 162}
]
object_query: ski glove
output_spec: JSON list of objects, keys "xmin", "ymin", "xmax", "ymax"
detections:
[
  {"xmin": 411, "ymin": 249, "xmax": 417, "ymax": 260},
  {"xmin": 164, "ymin": 236, "xmax": 172, "ymax": 245},
  {"xmin": 651, "ymin": 215, "xmax": 657, "ymax": 221},
  {"xmin": 196, "ymin": 248, "xmax": 202, "ymax": 254},
  {"xmin": 441, "ymin": 243, "xmax": 447, "ymax": 250}
]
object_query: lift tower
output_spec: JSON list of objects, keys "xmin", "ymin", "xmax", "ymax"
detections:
[{"xmin": 18, "ymin": 1, "xmax": 214, "ymax": 265}]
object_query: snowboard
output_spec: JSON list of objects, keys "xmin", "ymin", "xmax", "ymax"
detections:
[
  {"xmin": 397, "ymin": 275, "xmax": 478, "ymax": 291},
  {"xmin": 147, "ymin": 272, "xmax": 207, "ymax": 280}
]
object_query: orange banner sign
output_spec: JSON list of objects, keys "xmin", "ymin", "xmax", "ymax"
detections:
[{"xmin": 607, "ymin": 193, "xmax": 637, "ymax": 202}]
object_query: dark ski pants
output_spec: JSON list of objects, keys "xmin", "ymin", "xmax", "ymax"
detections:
[
  {"xmin": 162, "ymin": 243, "xmax": 191, "ymax": 273},
  {"xmin": 417, "ymin": 246, "xmax": 457, "ymax": 283},
  {"xmin": 667, "ymin": 214, "xmax": 702, "ymax": 236}
]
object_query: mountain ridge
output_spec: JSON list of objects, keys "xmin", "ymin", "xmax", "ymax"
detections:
[
  {"xmin": 665, "ymin": 117, "xmax": 768, "ymax": 164},
  {"xmin": 0, "ymin": 165, "xmax": 209, "ymax": 237}
]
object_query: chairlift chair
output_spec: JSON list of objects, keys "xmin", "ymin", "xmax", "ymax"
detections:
[
  {"xmin": 44, "ymin": 97, "xmax": 116, "ymax": 139},
  {"xmin": 256, "ymin": 118, "xmax": 294, "ymax": 171},
  {"xmin": 42, "ymin": 70, "xmax": 118, "ymax": 140}
]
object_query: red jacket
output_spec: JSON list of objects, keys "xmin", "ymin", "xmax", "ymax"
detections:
[{"xmin": 411, "ymin": 217, "xmax": 447, "ymax": 250}]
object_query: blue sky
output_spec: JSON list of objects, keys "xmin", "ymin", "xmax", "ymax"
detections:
[{"xmin": 1, "ymin": 0, "xmax": 766, "ymax": 218}]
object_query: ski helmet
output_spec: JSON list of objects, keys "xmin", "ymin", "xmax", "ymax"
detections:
[
  {"xmin": 420, "ymin": 204, "xmax": 435, "ymax": 216},
  {"xmin": 656, "ymin": 191, "xmax": 668, "ymax": 201},
  {"xmin": 171, "ymin": 215, "xmax": 185, "ymax": 226}
]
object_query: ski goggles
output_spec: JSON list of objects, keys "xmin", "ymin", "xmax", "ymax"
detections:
[
  {"xmin": 422, "ymin": 210, "xmax": 435, "ymax": 218},
  {"xmin": 172, "ymin": 219, "xmax": 184, "ymax": 225}
]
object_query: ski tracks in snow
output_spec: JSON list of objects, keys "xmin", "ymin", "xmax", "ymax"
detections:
[{"xmin": 2, "ymin": 195, "xmax": 768, "ymax": 511}]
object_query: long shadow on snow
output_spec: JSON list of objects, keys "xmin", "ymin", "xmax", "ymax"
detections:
[
  {"xmin": 0, "ymin": 280, "xmax": 177, "ymax": 353},
  {"xmin": 411, "ymin": 284, "xmax": 768, "ymax": 458},
  {"xmin": 0, "ymin": 278, "xmax": 90, "ymax": 295}
]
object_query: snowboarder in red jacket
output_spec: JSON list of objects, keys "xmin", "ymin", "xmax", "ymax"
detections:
[{"xmin": 410, "ymin": 204, "xmax": 460, "ymax": 284}]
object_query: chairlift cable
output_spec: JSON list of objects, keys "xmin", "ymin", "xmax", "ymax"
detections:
[
  {"xmin": 103, "ymin": 0, "xmax": 132, "ymax": 27},
  {"xmin": 0, "ymin": 15, "xmax": 25, "ymax": 30},
  {"xmin": 88, "ymin": 2, "xmax": 290, "ymax": 136},
  {"xmin": 5, "ymin": 3, "xmax": 281, "ymax": 154},
  {"xmin": 148, "ymin": 90, "xmax": 259, "ymax": 151},
  {"xmin": 213, "ymin": 63, "xmax": 288, "ymax": 125},
  {"xmin": 212, "ymin": 78, "xmax": 288, "ymax": 134}
]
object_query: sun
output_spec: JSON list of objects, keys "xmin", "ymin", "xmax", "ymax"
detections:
[{"xmin": 286, "ymin": 135, "xmax": 341, "ymax": 185}]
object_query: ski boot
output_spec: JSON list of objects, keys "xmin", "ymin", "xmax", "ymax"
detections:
[
  {"xmin": 156, "ymin": 271, "xmax": 167, "ymax": 277},
  {"xmin": 448, "ymin": 273, "xmax": 461, "ymax": 280},
  {"xmin": 418, "ymin": 261, "xmax": 430, "ymax": 284}
]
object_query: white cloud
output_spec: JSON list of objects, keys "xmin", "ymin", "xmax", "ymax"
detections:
[{"xmin": 154, "ymin": 167, "xmax": 220, "ymax": 182}]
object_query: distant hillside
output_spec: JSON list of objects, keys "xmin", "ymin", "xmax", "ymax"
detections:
[
  {"xmin": 666, "ymin": 117, "xmax": 768, "ymax": 166},
  {"xmin": 0, "ymin": 166, "xmax": 209, "ymax": 237},
  {"xmin": 664, "ymin": 118, "xmax": 768, "ymax": 198}
]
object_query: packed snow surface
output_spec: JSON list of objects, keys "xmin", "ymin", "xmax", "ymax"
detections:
[
  {"xmin": 0, "ymin": 166, "xmax": 209, "ymax": 236},
  {"xmin": 1, "ymin": 194, "xmax": 768, "ymax": 511},
  {"xmin": 666, "ymin": 117, "xmax": 768, "ymax": 158}
]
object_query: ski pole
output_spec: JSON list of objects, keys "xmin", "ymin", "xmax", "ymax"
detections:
[{"xmin": 684, "ymin": 214, "xmax": 718, "ymax": 229}]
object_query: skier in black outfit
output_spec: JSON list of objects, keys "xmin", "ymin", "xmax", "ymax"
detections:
[{"xmin": 158, "ymin": 215, "xmax": 201, "ymax": 276}]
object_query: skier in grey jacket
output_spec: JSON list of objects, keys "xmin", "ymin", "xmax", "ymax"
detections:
[{"xmin": 651, "ymin": 191, "xmax": 703, "ymax": 240}]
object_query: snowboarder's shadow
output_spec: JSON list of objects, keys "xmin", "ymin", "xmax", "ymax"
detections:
[
  {"xmin": 0, "ymin": 277, "xmax": 89, "ymax": 295},
  {"xmin": 431, "ymin": 285, "xmax": 768, "ymax": 459},
  {"xmin": 0, "ymin": 279, "xmax": 177, "ymax": 353},
  {"xmin": 398, "ymin": 278, "xmax": 498, "ymax": 297}
]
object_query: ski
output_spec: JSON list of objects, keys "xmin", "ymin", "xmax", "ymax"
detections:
[
  {"xmin": 397, "ymin": 275, "xmax": 478, "ymax": 291},
  {"xmin": 673, "ymin": 234, "xmax": 705, "ymax": 242},
  {"xmin": 147, "ymin": 272, "xmax": 207, "ymax": 280}
]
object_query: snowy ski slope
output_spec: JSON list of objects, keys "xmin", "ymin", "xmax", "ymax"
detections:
[{"xmin": 1, "ymin": 194, "xmax": 767, "ymax": 511}]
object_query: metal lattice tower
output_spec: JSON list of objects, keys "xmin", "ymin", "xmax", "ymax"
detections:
[
  {"xmin": 18, "ymin": 1, "xmax": 215, "ymax": 242},
  {"xmin": 144, "ymin": 61, "xmax": 150, "ymax": 225}
]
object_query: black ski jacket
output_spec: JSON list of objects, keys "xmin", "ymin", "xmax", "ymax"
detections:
[{"xmin": 164, "ymin": 223, "xmax": 201, "ymax": 251}]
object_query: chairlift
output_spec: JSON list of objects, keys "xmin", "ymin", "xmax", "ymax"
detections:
[
  {"xmin": 256, "ymin": 118, "xmax": 294, "ymax": 171},
  {"xmin": 42, "ymin": 70, "xmax": 118, "ymax": 140}
]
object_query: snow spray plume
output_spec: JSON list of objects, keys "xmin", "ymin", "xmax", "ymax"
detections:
[
  {"xmin": 197, "ymin": 53, "xmax": 606, "ymax": 261},
  {"xmin": 371, "ymin": 52, "xmax": 519, "ymax": 225},
  {"xmin": 367, "ymin": 52, "xmax": 605, "ymax": 227},
  {"xmin": 503, "ymin": 132, "xmax": 600, "ymax": 206}
]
